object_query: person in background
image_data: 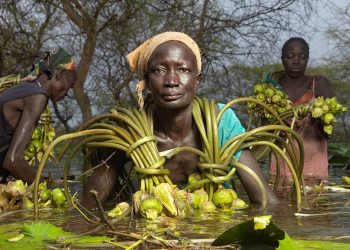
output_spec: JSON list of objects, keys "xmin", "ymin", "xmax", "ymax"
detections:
[
  {"xmin": 269, "ymin": 37, "xmax": 333, "ymax": 185},
  {"xmin": 0, "ymin": 47, "xmax": 77, "ymax": 184},
  {"xmin": 81, "ymin": 32, "xmax": 279, "ymax": 209}
]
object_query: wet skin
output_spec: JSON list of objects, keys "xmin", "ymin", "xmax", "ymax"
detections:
[
  {"xmin": 146, "ymin": 41, "xmax": 199, "ymax": 111},
  {"xmin": 2, "ymin": 69, "xmax": 77, "ymax": 184},
  {"xmin": 282, "ymin": 40, "xmax": 309, "ymax": 80},
  {"xmin": 146, "ymin": 41, "xmax": 201, "ymax": 185},
  {"xmin": 50, "ymin": 70, "xmax": 77, "ymax": 102},
  {"xmin": 81, "ymin": 41, "xmax": 279, "ymax": 209},
  {"xmin": 273, "ymin": 39, "xmax": 335, "ymax": 183},
  {"xmin": 279, "ymin": 40, "xmax": 333, "ymax": 102}
]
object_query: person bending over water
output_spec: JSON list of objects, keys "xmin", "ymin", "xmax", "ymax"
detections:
[
  {"xmin": 269, "ymin": 37, "xmax": 333, "ymax": 185},
  {"xmin": 81, "ymin": 32, "xmax": 279, "ymax": 209},
  {"xmin": 0, "ymin": 47, "xmax": 77, "ymax": 184}
]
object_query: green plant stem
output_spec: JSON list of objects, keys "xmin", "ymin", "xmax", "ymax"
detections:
[
  {"xmin": 33, "ymin": 129, "xmax": 115, "ymax": 213},
  {"xmin": 231, "ymin": 161, "xmax": 267, "ymax": 208}
]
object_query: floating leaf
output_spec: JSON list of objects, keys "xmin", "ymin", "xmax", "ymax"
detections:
[
  {"xmin": 22, "ymin": 222, "xmax": 72, "ymax": 242},
  {"xmin": 277, "ymin": 232, "xmax": 298, "ymax": 250},
  {"xmin": 294, "ymin": 239, "xmax": 350, "ymax": 250},
  {"xmin": 211, "ymin": 216, "xmax": 297, "ymax": 249},
  {"xmin": 0, "ymin": 222, "xmax": 113, "ymax": 249}
]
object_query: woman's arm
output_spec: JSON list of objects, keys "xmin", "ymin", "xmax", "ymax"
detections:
[
  {"xmin": 315, "ymin": 75, "xmax": 333, "ymax": 98},
  {"xmin": 80, "ymin": 150, "xmax": 126, "ymax": 209},
  {"xmin": 3, "ymin": 94, "xmax": 47, "ymax": 184},
  {"xmin": 237, "ymin": 149, "xmax": 279, "ymax": 205}
]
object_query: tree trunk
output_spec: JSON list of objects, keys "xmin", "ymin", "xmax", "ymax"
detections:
[{"xmin": 73, "ymin": 32, "xmax": 96, "ymax": 123}]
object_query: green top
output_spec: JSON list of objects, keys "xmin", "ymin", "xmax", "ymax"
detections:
[{"xmin": 217, "ymin": 103, "xmax": 246, "ymax": 160}]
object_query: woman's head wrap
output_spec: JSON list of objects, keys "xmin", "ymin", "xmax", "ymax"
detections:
[
  {"xmin": 21, "ymin": 47, "xmax": 77, "ymax": 81},
  {"xmin": 127, "ymin": 31, "xmax": 201, "ymax": 109}
]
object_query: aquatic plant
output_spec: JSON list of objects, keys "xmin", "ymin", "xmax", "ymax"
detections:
[
  {"xmin": 140, "ymin": 197, "xmax": 163, "ymax": 220},
  {"xmin": 0, "ymin": 180, "xmax": 68, "ymax": 214},
  {"xmin": 33, "ymin": 97, "xmax": 305, "ymax": 216},
  {"xmin": 249, "ymin": 82, "xmax": 347, "ymax": 137},
  {"xmin": 24, "ymin": 106, "xmax": 56, "ymax": 166},
  {"xmin": 1, "ymin": 218, "xmax": 350, "ymax": 249},
  {"xmin": 248, "ymin": 82, "xmax": 347, "ymax": 192}
]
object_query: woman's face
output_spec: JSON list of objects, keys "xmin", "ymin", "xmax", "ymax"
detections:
[
  {"xmin": 146, "ymin": 41, "xmax": 199, "ymax": 110},
  {"xmin": 282, "ymin": 40, "xmax": 309, "ymax": 79},
  {"xmin": 51, "ymin": 70, "xmax": 77, "ymax": 102}
]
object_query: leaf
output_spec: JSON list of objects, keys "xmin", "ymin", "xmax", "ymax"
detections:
[
  {"xmin": 211, "ymin": 219, "xmax": 285, "ymax": 248},
  {"xmin": 277, "ymin": 232, "xmax": 298, "ymax": 250},
  {"xmin": 22, "ymin": 222, "xmax": 72, "ymax": 242},
  {"xmin": 0, "ymin": 222, "xmax": 113, "ymax": 249},
  {"xmin": 22, "ymin": 222, "xmax": 112, "ymax": 245},
  {"xmin": 294, "ymin": 239, "xmax": 350, "ymax": 250},
  {"xmin": 211, "ymin": 216, "xmax": 299, "ymax": 250},
  {"xmin": 0, "ymin": 222, "xmax": 46, "ymax": 249}
]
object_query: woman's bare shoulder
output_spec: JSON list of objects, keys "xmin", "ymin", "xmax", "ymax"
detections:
[{"xmin": 314, "ymin": 75, "xmax": 333, "ymax": 98}]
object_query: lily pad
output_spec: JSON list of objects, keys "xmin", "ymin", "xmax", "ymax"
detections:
[
  {"xmin": 0, "ymin": 221, "xmax": 112, "ymax": 249},
  {"xmin": 294, "ymin": 239, "xmax": 350, "ymax": 250},
  {"xmin": 211, "ymin": 216, "xmax": 297, "ymax": 250},
  {"xmin": 211, "ymin": 215, "xmax": 350, "ymax": 250}
]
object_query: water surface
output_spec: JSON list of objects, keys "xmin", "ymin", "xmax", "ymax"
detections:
[{"xmin": 1, "ymin": 164, "xmax": 349, "ymax": 248}]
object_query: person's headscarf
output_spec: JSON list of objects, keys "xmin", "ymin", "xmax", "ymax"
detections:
[
  {"xmin": 127, "ymin": 31, "xmax": 201, "ymax": 109},
  {"xmin": 21, "ymin": 47, "xmax": 77, "ymax": 81}
]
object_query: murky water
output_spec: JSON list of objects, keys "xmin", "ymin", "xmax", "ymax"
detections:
[{"xmin": 0, "ymin": 161, "xmax": 349, "ymax": 248}]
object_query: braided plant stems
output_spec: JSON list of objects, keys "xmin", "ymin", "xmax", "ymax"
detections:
[
  {"xmin": 33, "ymin": 129, "xmax": 116, "ymax": 213},
  {"xmin": 181, "ymin": 97, "xmax": 304, "ymax": 208},
  {"xmin": 248, "ymin": 100, "xmax": 316, "ymax": 193},
  {"xmin": 33, "ymin": 107, "xmax": 175, "ymax": 214},
  {"xmin": 182, "ymin": 97, "xmax": 269, "ymax": 207},
  {"xmin": 184, "ymin": 98, "xmax": 239, "ymax": 201},
  {"xmin": 33, "ymin": 97, "xmax": 306, "ymax": 214},
  {"xmin": 218, "ymin": 97, "xmax": 305, "ymax": 204}
]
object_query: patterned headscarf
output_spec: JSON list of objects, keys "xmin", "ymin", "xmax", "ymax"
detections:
[
  {"xmin": 21, "ymin": 47, "xmax": 76, "ymax": 81},
  {"xmin": 127, "ymin": 32, "xmax": 201, "ymax": 109}
]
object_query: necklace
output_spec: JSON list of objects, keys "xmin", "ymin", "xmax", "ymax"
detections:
[{"xmin": 35, "ymin": 79, "xmax": 42, "ymax": 87}]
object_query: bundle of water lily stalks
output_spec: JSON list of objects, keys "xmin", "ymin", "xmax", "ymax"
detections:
[
  {"xmin": 249, "ymin": 81, "xmax": 348, "ymax": 135},
  {"xmin": 188, "ymin": 97, "xmax": 304, "ymax": 208},
  {"xmin": 33, "ymin": 97, "xmax": 305, "ymax": 218},
  {"xmin": 249, "ymin": 81, "xmax": 348, "ymax": 191},
  {"xmin": 24, "ymin": 106, "xmax": 56, "ymax": 166}
]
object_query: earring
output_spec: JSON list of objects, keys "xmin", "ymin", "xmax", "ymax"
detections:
[{"xmin": 136, "ymin": 80, "xmax": 145, "ymax": 110}]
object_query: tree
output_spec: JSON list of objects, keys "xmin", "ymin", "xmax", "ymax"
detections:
[
  {"xmin": 60, "ymin": 0, "xmax": 142, "ymax": 123},
  {"xmin": 0, "ymin": 0, "xmax": 59, "ymax": 75},
  {"xmin": 1, "ymin": 0, "xmax": 317, "ymax": 132},
  {"xmin": 322, "ymin": 2, "xmax": 350, "ymax": 141}
]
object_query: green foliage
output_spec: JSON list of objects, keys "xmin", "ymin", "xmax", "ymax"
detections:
[
  {"xmin": 328, "ymin": 143, "xmax": 350, "ymax": 167},
  {"xmin": 256, "ymin": 64, "xmax": 350, "ymax": 139},
  {"xmin": 0, "ymin": 222, "xmax": 113, "ymax": 249},
  {"xmin": 211, "ymin": 216, "xmax": 350, "ymax": 250},
  {"xmin": 294, "ymin": 239, "xmax": 350, "ymax": 250},
  {"xmin": 211, "ymin": 217, "xmax": 292, "ymax": 249},
  {"xmin": 22, "ymin": 222, "xmax": 72, "ymax": 242}
]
